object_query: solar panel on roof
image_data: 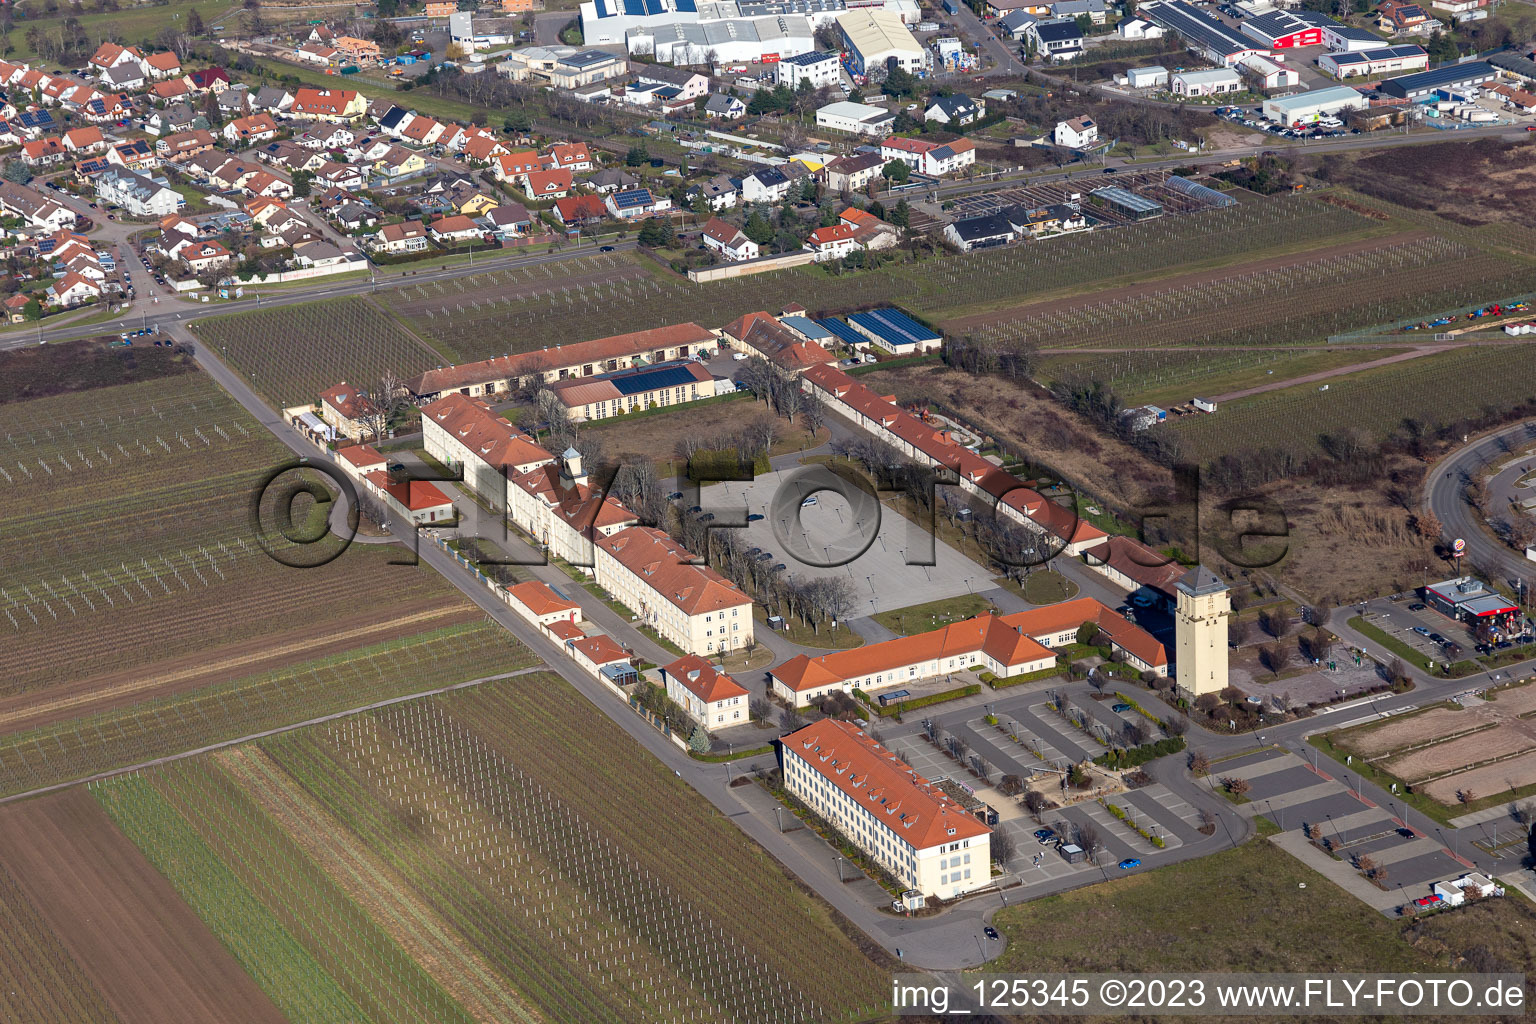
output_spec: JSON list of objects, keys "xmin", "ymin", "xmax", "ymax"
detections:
[
  {"xmin": 612, "ymin": 364, "xmax": 698, "ymax": 395},
  {"xmin": 816, "ymin": 318, "xmax": 867, "ymax": 348},
  {"xmin": 622, "ymin": 0, "xmax": 645, "ymax": 14},
  {"xmin": 857, "ymin": 307, "xmax": 940, "ymax": 344}
]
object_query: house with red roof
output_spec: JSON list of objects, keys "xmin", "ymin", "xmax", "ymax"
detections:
[
  {"xmin": 701, "ymin": 216, "xmax": 759, "ymax": 262},
  {"xmin": 661, "ymin": 655, "xmax": 749, "ymax": 729},
  {"xmin": 503, "ymin": 580, "xmax": 582, "ymax": 628},
  {"xmin": 804, "ymin": 222, "xmax": 860, "ymax": 262},
  {"xmin": 364, "ymin": 470, "xmax": 456, "ymax": 524},
  {"xmin": 553, "ymin": 193, "xmax": 608, "ymax": 227}
]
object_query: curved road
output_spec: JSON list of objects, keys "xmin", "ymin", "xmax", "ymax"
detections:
[{"xmin": 1428, "ymin": 419, "xmax": 1536, "ymax": 585}]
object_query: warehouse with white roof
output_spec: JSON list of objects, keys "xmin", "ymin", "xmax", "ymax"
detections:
[
  {"xmin": 1318, "ymin": 44, "xmax": 1426, "ymax": 78},
  {"xmin": 1261, "ymin": 84, "xmax": 1366, "ymax": 122},
  {"xmin": 837, "ymin": 8, "xmax": 924, "ymax": 75}
]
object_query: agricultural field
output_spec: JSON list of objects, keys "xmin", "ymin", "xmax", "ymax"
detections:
[
  {"xmin": 0, "ymin": 851, "xmax": 122, "ymax": 1024},
  {"xmin": 368, "ymin": 193, "xmax": 1369, "ymax": 370},
  {"xmin": 86, "ymin": 671, "xmax": 892, "ymax": 1024},
  {"xmin": 1164, "ymin": 344, "xmax": 1536, "ymax": 464},
  {"xmin": 0, "ymin": 368, "xmax": 536, "ymax": 796},
  {"xmin": 192, "ymin": 296, "xmax": 438, "ymax": 407},
  {"xmin": 1038, "ymin": 346, "xmax": 1405, "ymax": 409},
  {"xmin": 0, "ymin": 787, "xmax": 290, "ymax": 1024},
  {"xmin": 958, "ymin": 234, "xmax": 1536, "ymax": 352}
]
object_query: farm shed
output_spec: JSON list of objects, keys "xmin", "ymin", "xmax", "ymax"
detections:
[
  {"xmin": 1261, "ymin": 85, "xmax": 1366, "ymax": 122},
  {"xmin": 1126, "ymin": 65, "xmax": 1169, "ymax": 88},
  {"xmin": 845, "ymin": 308, "xmax": 942, "ymax": 355}
]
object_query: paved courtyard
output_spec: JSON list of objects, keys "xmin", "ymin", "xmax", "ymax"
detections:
[{"xmin": 710, "ymin": 467, "xmax": 990, "ymax": 616}]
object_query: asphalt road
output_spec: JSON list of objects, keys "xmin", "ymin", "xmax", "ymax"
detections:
[{"xmin": 1428, "ymin": 419, "xmax": 1536, "ymax": 588}]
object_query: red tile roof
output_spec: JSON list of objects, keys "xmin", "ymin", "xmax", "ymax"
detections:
[
  {"xmin": 1001, "ymin": 598, "xmax": 1166, "ymax": 669},
  {"xmin": 507, "ymin": 580, "xmax": 580, "ymax": 617},
  {"xmin": 406, "ymin": 322, "xmax": 715, "ymax": 396},
  {"xmin": 422, "ymin": 393, "xmax": 552, "ymax": 472},
  {"xmin": 663, "ymin": 654, "xmax": 748, "ymax": 704},
  {"xmin": 365, "ymin": 470, "xmax": 454, "ymax": 512},
  {"xmin": 772, "ymin": 613, "xmax": 1054, "ymax": 694},
  {"xmin": 319, "ymin": 381, "xmax": 377, "ymax": 421},
  {"xmin": 783, "ymin": 719, "xmax": 991, "ymax": 850},
  {"xmin": 595, "ymin": 526, "xmax": 750, "ymax": 616}
]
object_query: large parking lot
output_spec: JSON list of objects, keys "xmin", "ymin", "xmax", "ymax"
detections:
[
  {"xmin": 1215, "ymin": 748, "xmax": 1474, "ymax": 914},
  {"xmin": 1360, "ymin": 595, "xmax": 1534, "ymax": 670},
  {"xmin": 880, "ymin": 687, "xmax": 1214, "ymax": 888}
]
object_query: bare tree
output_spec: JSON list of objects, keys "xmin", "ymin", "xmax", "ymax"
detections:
[
  {"xmin": 1074, "ymin": 822, "xmax": 1103, "ymax": 862},
  {"xmin": 1187, "ymin": 750, "xmax": 1211, "ymax": 776},
  {"xmin": 1164, "ymin": 714, "xmax": 1189, "ymax": 738},
  {"xmin": 991, "ymin": 829, "xmax": 1016, "ymax": 867},
  {"xmin": 749, "ymin": 696, "xmax": 773, "ymax": 722},
  {"xmin": 778, "ymin": 707, "xmax": 806, "ymax": 733},
  {"xmin": 1023, "ymin": 790, "xmax": 1048, "ymax": 822}
]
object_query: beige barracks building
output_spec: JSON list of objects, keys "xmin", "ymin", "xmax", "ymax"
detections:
[
  {"xmin": 782, "ymin": 719, "xmax": 991, "ymax": 899},
  {"xmin": 593, "ymin": 526, "xmax": 753, "ymax": 656}
]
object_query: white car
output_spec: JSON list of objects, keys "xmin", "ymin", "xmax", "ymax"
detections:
[{"xmin": 732, "ymin": 352, "xmax": 748, "ymax": 361}]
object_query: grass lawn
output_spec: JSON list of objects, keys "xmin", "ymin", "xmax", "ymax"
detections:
[
  {"xmin": 872, "ymin": 593, "xmax": 995, "ymax": 636},
  {"xmin": 1, "ymin": 0, "xmax": 228, "ymax": 61},
  {"xmin": 1021, "ymin": 569, "xmax": 1078, "ymax": 605},
  {"xmin": 755, "ymin": 606, "xmax": 863, "ymax": 651},
  {"xmin": 582, "ymin": 397, "xmax": 827, "ymax": 469},
  {"xmin": 992, "ymin": 819, "xmax": 1437, "ymax": 975}
]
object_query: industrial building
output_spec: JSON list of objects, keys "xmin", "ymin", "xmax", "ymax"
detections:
[
  {"xmin": 815, "ymin": 99, "xmax": 897, "ymax": 134},
  {"xmin": 1239, "ymin": 8, "xmax": 1340, "ymax": 48},
  {"xmin": 1090, "ymin": 185, "xmax": 1163, "ymax": 220},
  {"xmin": 1239, "ymin": 53, "xmax": 1299, "ymax": 89},
  {"xmin": 1489, "ymin": 49, "xmax": 1536, "ymax": 86},
  {"xmin": 1140, "ymin": 0, "xmax": 1267, "ymax": 66},
  {"xmin": 1322, "ymin": 23, "xmax": 1388, "ymax": 51},
  {"xmin": 580, "ymin": 0, "xmax": 841, "ymax": 47},
  {"xmin": 837, "ymin": 9, "xmax": 925, "ymax": 75},
  {"xmin": 1126, "ymin": 65, "xmax": 1169, "ymax": 88},
  {"xmin": 1378, "ymin": 60, "xmax": 1497, "ymax": 99},
  {"xmin": 1261, "ymin": 83, "xmax": 1366, "ymax": 121},
  {"xmin": 1318, "ymin": 44, "xmax": 1427, "ymax": 78},
  {"xmin": 844, "ymin": 307, "xmax": 942, "ymax": 355},
  {"xmin": 1171, "ymin": 67, "xmax": 1243, "ymax": 96},
  {"xmin": 632, "ymin": 13, "xmax": 814, "ymax": 63}
]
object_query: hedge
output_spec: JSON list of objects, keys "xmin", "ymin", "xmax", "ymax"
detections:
[
  {"xmin": 857, "ymin": 683, "xmax": 981, "ymax": 717},
  {"xmin": 1113, "ymin": 691, "xmax": 1165, "ymax": 727},
  {"xmin": 1093, "ymin": 735, "xmax": 1186, "ymax": 769},
  {"xmin": 984, "ymin": 664, "xmax": 1062, "ymax": 689}
]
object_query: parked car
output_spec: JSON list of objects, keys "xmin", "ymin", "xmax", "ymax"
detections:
[
  {"xmin": 599, "ymin": 245, "xmax": 615, "ymax": 251},
  {"xmin": 984, "ymin": 926, "xmax": 1000, "ymax": 941},
  {"xmin": 1118, "ymin": 858, "xmax": 1141, "ymax": 869},
  {"xmin": 772, "ymin": 563, "xmax": 787, "ymax": 571},
  {"xmin": 1412, "ymin": 626, "xmax": 1431, "ymax": 637},
  {"xmin": 747, "ymin": 513, "xmax": 764, "ymax": 521},
  {"xmin": 800, "ymin": 495, "xmax": 818, "ymax": 507},
  {"xmin": 1408, "ymin": 602, "xmax": 1426, "ymax": 611},
  {"xmin": 1111, "ymin": 702, "xmax": 1132, "ymax": 713},
  {"xmin": 1034, "ymin": 828, "xmax": 1056, "ymax": 844}
]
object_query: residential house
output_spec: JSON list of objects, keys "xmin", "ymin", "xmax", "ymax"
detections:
[
  {"xmin": 1375, "ymin": 0, "xmax": 1432, "ymax": 32},
  {"xmin": 493, "ymin": 149, "xmax": 542, "ymax": 183},
  {"xmin": 741, "ymin": 165, "xmax": 793, "ymax": 203},
  {"xmin": 483, "ymin": 202, "xmax": 531, "ymax": 238},
  {"xmin": 1025, "ymin": 17, "xmax": 1084, "ymax": 60},
  {"xmin": 252, "ymin": 86, "xmax": 294, "ymax": 114},
  {"xmin": 370, "ymin": 220, "xmax": 431, "ymax": 253},
  {"xmin": 1053, "ymin": 115, "xmax": 1098, "ymax": 148},
  {"xmin": 187, "ymin": 67, "xmax": 231, "ymax": 93},
  {"xmin": 662, "ymin": 655, "xmax": 749, "ymax": 730},
  {"xmin": 0, "ymin": 182, "xmax": 75, "ymax": 231},
  {"xmin": 62, "ymin": 126, "xmax": 106, "ymax": 154},
  {"xmin": 88, "ymin": 42, "xmax": 146, "ymax": 77},
  {"xmin": 224, "ymin": 113, "xmax": 280, "ymax": 145},
  {"xmin": 521, "ymin": 168, "xmax": 573, "ymax": 200},
  {"xmin": 94, "ymin": 167, "xmax": 181, "ymax": 216},
  {"xmin": 400, "ymin": 115, "xmax": 447, "ymax": 147},
  {"xmin": 20, "ymin": 138, "xmax": 67, "ymax": 166},
  {"xmin": 805, "ymin": 222, "xmax": 861, "ymax": 262},
  {"xmin": 428, "ymin": 214, "xmax": 484, "ymax": 244},
  {"xmin": 289, "ymin": 87, "xmax": 366, "ymax": 122},
  {"xmin": 925, "ymin": 94, "xmax": 984, "ymax": 126},
  {"xmin": 373, "ymin": 145, "xmax": 427, "ymax": 182},
  {"xmin": 822, "ymin": 152, "xmax": 885, "ymax": 193},
  {"xmin": 102, "ymin": 63, "xmax": 145, "ymax": 91},
  {"xmin": 145, "ymin": 104, "xmax": 198, "ymax": 137},
  {"xmin": 588, "ymin": 168, "xmax": 639, "ymax": 194},
  {"xmin": 604, "ymin": 187, "xmax": 669, "ymax": 220},
  {"xmin": 48, "ymin": 271, "xmax": 103, "ymax": 307},
  {"xmin": 998, "ymin": 10, "xmax": 1040, "ymax": 38},
  {"xmin": 553, "ymin": 194, "xmax": 609, "ymax": 226},
  {"xmin": 150, "ymin": 78, "xmax": 191, "ymax": 102},
  {"xmin": 181, "ymin": 240, "xmax": 231, "ymax": 274},
  {"xmin": 701, "ymin": 217, "xmax": 759, "ymax": 261},
  {"xmin": 703, "ymin": 93, "xmax": 747, "ymax": 119},
  {"xmin": 318, "ymin": 381, "xmax": 379, "ymax": 439},
  {"xmin": 145, "ymin": 51, "xmax": 183, "ymax": 79},
  {"xmin": 156, "ymin": 129, "xmax": 218, "ymax": 163},
  {"xmin": 684, "ymin": 174, "xmax": 738, "ymax": 211},
  {"xmin": 720, "ymin": 311, "xmax": 837, "ymax": 373},
  {"xmin": 542, "ymin": 141, "xmax": 593, "ymax": 172}
]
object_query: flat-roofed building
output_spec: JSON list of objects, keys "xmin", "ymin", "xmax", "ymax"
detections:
[
  {"xmin": 782, "ymin": 719, "xmax": 992, "ymax": 899},
  {"xmin": 1318, "ymin": 43, "xmax": 1426, "ymax": 78},
  {"xmin": 838, "ymin": 9, "xmax": 924, "ymax": 75}
]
